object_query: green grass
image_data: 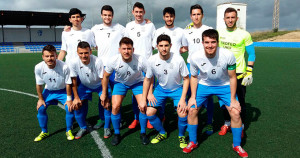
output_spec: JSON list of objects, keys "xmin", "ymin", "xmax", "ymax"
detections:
[
  {"xmin": 0, "ymin": 47, "xmax": 300, "ymax": 157},
  {"xmin": 251, "ymin": 30, "xmax": 296, "ymax": 42}
]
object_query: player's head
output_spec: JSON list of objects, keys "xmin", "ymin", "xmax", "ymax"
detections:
[
  {"xmin": 157, "ymin": 34, "xmax": 172, "ymax": 59},
  {"xmin": 132, "ymin": 2, "xmax": 145, "ymax": 23},
  {"xmin": 77, "ymin": 41, "xmax": 92, "ymax": 65},
  {"xmin": 202, "ymin": 29, "xmax": 219, "ymax": 58},
  {"xmin": 69, "ymin": 8, "xmax": 85, "ymax": 27},
  {"xmin": 119, "ymin": 37, "xmax": 134, "ymax": 62},
  {"xmin": 163, "ymin": 7, "xmax": 175, "ymax": 27},
  {"xmin": 101, "ymin": 5, "xmax": 114, "ymax": 26},
  {"xmin": 224, "ymin": 7, "xmax": 238, "ymax": 29},
  {"xmin": 42, "ymin": 45, "xmax": 57, "ymax": 68},
  {"xmin": 190, "ymin": 4, "xmax": 204, "ymax": 26}
]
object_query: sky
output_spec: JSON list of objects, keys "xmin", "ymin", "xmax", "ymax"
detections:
[{"xmin": 0, "ymin": 0, "xmax": 299, "ymax": 32}]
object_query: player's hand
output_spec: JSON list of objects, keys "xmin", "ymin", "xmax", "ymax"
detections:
[
  {"xmin": 138, "ymin": 100, "xmax": 147, "ymax": 114},
  {"xmin": 100, "ymin": 94, "xmax": 107, "ymax": 106},
  {"xmin": 177, "ymin": 98, "xmax": 187, "ymax": 114},
  {"xmin": 65, "ymin": 100, "xmax": 73, "ymax": 112},
  {"xmin": 145, "ymin": 18, "xmax": 152, "ymax": 24},
  {"xmin": 229, "ymin": 98, "xmax": 241, "ymax": 112},
  {"xmin": 102, "ymin": 97, "xmax": 111, "ymax": 110},
  {"xmin": 241, "ymin": 66, "xmax": 253, "ymax": 86},
  {"xmin": 187, "ymin": 97, "xmax": 197, "ymax": 110},
  {"xmin": 64, "ymin": 25, "xmax": 71, "ymax": 32},
  {"xmin": 147, "ymin": 93, "xmax": 157, "ymax": 107},
  {"xmin": 72, "ymin": 97, "xmax": 82, "ymax": 110},
  {"xmin": 37, "ymin": 99, "xmax": 46, "ymax": 111}
]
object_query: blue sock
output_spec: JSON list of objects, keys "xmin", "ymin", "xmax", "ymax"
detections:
[
  {"xmin": 37, "ymin": 105, "xmax": 48, "ymax": 133},
  {"xmin": 232, "ymin": 127, "xmax": 243, "ymax": 147},
  {"xmin": 104, "ymin": 109, "xmax": 111, "ymax": 128},
  {"xmin": 158, "ymin": 106, "xmax": 165, "ymax": 120},
  {"xmin": 188, "ymin": 124, "xmax": 198, "ymax": 144},
  {"xmin": 148, "ymin": 115, "xmax": 165, "ymax": 134},
  {"xmin": 111, "ymin": 113, "xmax": 121, "ymax": 134},
  {"xmin": 139, "ymin": 112, "xmax": 147, "ymax": 134},
  {"xmin": 132, "ymin": 95, "xmax": 139, "ymax": 120},
  {"xmin": 178, "ymin": 116, "xmax": 187, "ymax": 137},
  {"xmin": 98, "ymin": 99, "xmax": 105, "ymax": 121},
  {"xmin": 65, "ymin": 105, "xmax": 74, "ymax": 131},
  {"xmin": 206, "ymin": 97, "xmax": 214, "ymax": 125},
  {"xmin": 74, "ymin": 101, "xmax": 87, "ymax": 129}
]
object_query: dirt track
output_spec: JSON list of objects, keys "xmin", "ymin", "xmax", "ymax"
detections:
[{"xmin": 259, "ymin": 31, "xmax": 300, "ymax": 42}]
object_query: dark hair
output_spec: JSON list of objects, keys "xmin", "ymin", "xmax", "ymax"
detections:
[
  {"xmin": 224, "ymin": 7, "xmax": 238, "ymax": 16},
  {"xmin": 133, "ymin": 2, "xmax": 144, "ymax": 10},
  {"xmin": 69, "ymin": 8, "xmax": 84, "ymax": 18},
  {"xmin": 42, "ymin": 45, "xmax": 56, "ymax": 54},
  {"xmin": 157, "ymin": 34, "xmax": 171, "ymax": 45},
  {"xmin": 77, "ymin": 41, "xmax": 91, "ymax": 50},
  {"xmin": 190, "ymin": 4, "xmax": 203, "ymax": 14},
  {"xmin": 202, "ymin": 29, "xmax": 219, "ymax": 42},
  {"xmin": 101, "ymin": 5, "xmax": 114, "ymax": 16},
  {"xmin": 119, "ymin": 37, "xmax": 133, "ymax": 47},
  {"xmin": 163, "ymin": 7, "xmax": 175, "ymax": 16}
]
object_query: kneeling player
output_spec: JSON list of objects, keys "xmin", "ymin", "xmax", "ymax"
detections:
[
  {"xmin": 100, "ymin": 37, "xmax": 149, "ymax": 146},
  {"xmin": 69, "ymin": 41, "xmax": 112, "ymax": 139},
  {"xmin": 140, "ymin": 34, "xmax": 190, "ymax": 148},
  {"xmin": 184, "ymin": 29, "xmax": 248, "ymax": 158},
  {"xmin": 34, "ymin": 45, "xmax": 74, "ymax": 141}
]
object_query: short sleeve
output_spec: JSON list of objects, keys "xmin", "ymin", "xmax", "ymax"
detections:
[
  {"xmin": 244, "ymin": 31, "xmax": 253, "ymax": 46},
  {"xmin": 96, "ymin": 58, "xmax": 104, "ymax": 78},
  {"xmin": 64, "ymin": 65, "xmax": 72, "ymax": 85},
  {"xmin": 34, "ymin": 64, "xmax": 44, "ymax": 85},
  {"xmin": 190, "ymin": 55, "xmax": 199, "ymax": 76}
]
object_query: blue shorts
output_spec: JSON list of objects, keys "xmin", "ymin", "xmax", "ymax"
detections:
[
  {"xmin": 148, "ymin": 85, "xmax": 185, "ymax": 109},
  {"xmin": 77, "ymin": 84, "xmax": 112, "ymax": 100},
  {"xmin": 192, "ymin": 84, "xmax": 238, "ymax": 108},
  {"xmin": 112, "ymin": 81, "xmax": 143, "ymax": 96},
  {"xmin": 42, "ymin": 89, "xmax": 67, "ymax": 106}
]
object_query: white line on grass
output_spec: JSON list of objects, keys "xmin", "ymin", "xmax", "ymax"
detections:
[{"xmin": 0, "ymin": 88, "xmax": 113, "ymax": 158}]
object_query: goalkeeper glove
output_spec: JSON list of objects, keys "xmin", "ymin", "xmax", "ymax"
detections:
[{"xmin": 241, "ymin": 66, "xmax": 253, "ymax": 86}]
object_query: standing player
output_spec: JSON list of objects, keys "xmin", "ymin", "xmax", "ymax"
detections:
[
  {"xmin": 184, "ymin": 4, "xmax": 214, "ymax": 135},
  {"xmin": 152, "ymin": 7, "xmax": 188, "ymax": 55},
  {"xmin": 69, "ymin": 41, "xmax": 112, "ymax": 139},
  {"xmin": 140, "ymin": 34, "xmax": 189, "ymax": 149},
  {"xmin": 124, "ymin": 2, "xmax": 156, "ymax": 129},
  {"xmin": 34, "ymin": 45, "xmax": 75, "ymax": 141},
  {"xmin": 100, "ymin": 37, "xmax": 149, "ymax": 146},
  {"xmin": 183, "ymin": 29, "xmax": 248, "ymax": 158},
  {"xmin": 217, "ymin": 7, "xmax": 256, "ymax": 137},
  {"xmin": 58, "ymin": 8, "xmax": 95, "ymax": 63},
  {"xmin": 91, "ymin": 5, "xmax": 125, "ymax": 130}
]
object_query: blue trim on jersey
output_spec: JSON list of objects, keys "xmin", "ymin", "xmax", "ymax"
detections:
[
  {"xmin": 112, "ymin": 81, "xmax": 143, "ymax": 96},
  {"xmin": 42, "ymin": 88, "xmax": 67, "ymax": 106},
  {"xmin": 246, "ymin": 44, "xmax": 256, "ymax": 62},
  {"xmin": 77, "ymin": 84, "xmax": 112, "ymax": 100}
]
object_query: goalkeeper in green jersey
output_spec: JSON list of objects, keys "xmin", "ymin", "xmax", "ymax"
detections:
[{"xmin": 217, "ymin": 7, "xmax": 256, "ymax": 137}]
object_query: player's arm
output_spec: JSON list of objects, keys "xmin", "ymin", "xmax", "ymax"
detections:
[
  {"xmin": 140, "ymin": 76, "xmax": 152, "ymax": 114},
  {"xmin": 187, "ymin": 75, "xmax": 198, "ymax": 110},
  {"xmin": 146, "ymin": 76, "xmax": 157, "ymax": 107},
  {"xmin": 36, "ymin": 84, "xmax": 46, "ymax": 111},
  {"xmin": 71, "ymin": 77, "xmax": 81, "ymax": 110},
  {"xmin": 58, "ymin": 50, "xmax": 66, "ymax": 61},
  {"xmin": 228, "ymin": 69, "xmax": 241, "ymax": 112},
  {"xmin": 241, "ymin": 44, "xmax": 256, "ymax": 86},
  {"xmin": 100, "ymin": 70, "xmax": 111, "ymax": 106},
  {"xmin": 178, "ymin": 75, "xmax": 189, "ymax": 113},
  {"xmin": 65, "ymin": 84, "xmax": 73, "ymax": 112}
]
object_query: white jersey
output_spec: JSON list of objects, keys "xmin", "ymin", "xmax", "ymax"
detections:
[
  {"xmin": 34, "ymin": 60, "xmax": 72, "ymax": 90},
  {"xmin": 91, "ymin": 23, "xmax": 125, "ymax": 66},
  {"xmin": 105, "ymin": 54, "xmax": 147, "ymax": 86},
  {"xmin": 190, "ymin": 47, "xmax": 236, "ymax": 86},
  {"xmin": 69, "ymin": 55, "xmax": 104, "ymax": 89},
  {"xmin": 152, "ymin": 26, "xmax": 188, "ymax": 55},
  {"xmin": 146, "ymin": 53, "xmax": 189, "ymax": 91},
  {"xmin": 184, "ymin": 24, "xmax": 213, "ymax": 63},
  {"xmin": 61, "ymin": 28, "xmax": 96, "ymax": 63},
  {"xmin": 125, "ymin": 20, "xmax": 156, "ymax": 59}
]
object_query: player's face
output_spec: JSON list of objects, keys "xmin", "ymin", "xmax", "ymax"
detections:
[
  {"xmin": 77, "ymin": 47, "xmax": 92, "ymax": 64},
  {"xmin": 101, "ymin": 10, "xmax": 113, "ymax": 25},
  {"xmin": 190, "ymin": 9, "xmax": 203, "ymax": 25},
  {"xmin": 42, "ymin": 51, "xmax": 57, "ymax": 68},
  {"xmin": 202, "ymin": 36, "xmax": 218, "ymax": 58},
  {"xmin": 132, "ymin": 7, "xmax": 145, "ymax": 22},
  {"xmin": 224, "ymin": 12, "xmax": 238, "ymax": 29},
  {"xmin": 119, "ymin": 44, "xmax": 134, "ymax": 62},
  {"xmin": 163, "ymin": 13, "xmax": 175, "ymax": 27},
  {"xmin": 157, "ymin": 41, "xmax": 171, "ymax": 58},
  {"xmin": 69, "ymin": 14, "xmax": 83, "ymax": 27}
]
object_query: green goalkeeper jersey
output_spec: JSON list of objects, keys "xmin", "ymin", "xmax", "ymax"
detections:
[{"xmin": 218, "ymin": 28, "xmax": 253, "ymax": 73}]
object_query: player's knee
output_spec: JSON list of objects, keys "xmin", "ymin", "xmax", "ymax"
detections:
[
  {"xmin": 111, "ymin": 105, "xmax": 121, "ymax": 115},
  {"xmin": 188, "ymin": 108, "xmax": 198, "ymax": 117},
  {"xmin": 146, "ymin": 107, "xmax": 157, "ymax": 116},
  {"xmin": 229, "ymin": 108, "xmax": 241, "ymax": 120}
]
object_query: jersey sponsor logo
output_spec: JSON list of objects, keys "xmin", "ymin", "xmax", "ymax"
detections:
[
  {"xmin": 131, "ymin": 28, "xmax": 134, "ymax": 30},
  {"xmin": 119, "ymin": 65, "xmax": 124, "ymax": 68},
  {"xmin": 70, "ymin": 34, "xmax": 74, "ymax": 36},
  {"xmin": 201, "ymin": 63, "xmax": 206, "ymax": 66},
  {"xmin": 42, "ymin": 72, "xmax": 47, "ymax": 74},
  {"xmin": 188, "ymin": 31, "xmax": 193, "ymax": 34},
  {"xmin": 80, "ymin": 66, "xmax": 83, "ymax": 69},
  {"xmin": 156, "ymin": 64, "xmax": 161, "ymax": 67},
  {"xmin": 99, "ymin": 28, "xmax": 104, "ymax": 30}
]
